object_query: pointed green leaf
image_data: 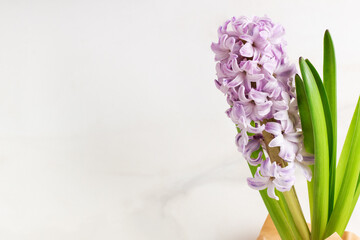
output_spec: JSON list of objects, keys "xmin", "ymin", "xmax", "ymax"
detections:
[
  {"xmin": 299, "ymin": 57, "xmax": 329, "ymax": 240},
  {"xmin": 323, "ymin": 30, "xmax": 337, "ymax": 169},
  {"xmin": 295, "ymin": 74, "xmax": 314, "ymax": 221},
  {"xmin": 336, "ymin": 99, "xmax": 359, "ymax": 200},
  {"xmin": 323, "ymin": 30, "xmax": 337, "ymax": 129},
  {"xmin": 305, "ymin": 59, "xmax": 336, "ymax": 216},
  {"xmin": 335, "ymin": 99, "xmax": 359, "ymax": 200},
  {"xmin": 325, "ymin": 97, "xmax": 360, "ymax": 237},
  {"xmin": 295, "ymin": 74, "xmax": 314, "ymax": 154},
  {"xmin": 347, "ymin": 172, "xmax": 360, "ymax": 226},
  {"xmin": 323, "ymin": 30, "xmax": 337, "ymax": 216},
  {"xmin": 335, "ymin": 99, "xmax": 360, "ymax": 232}
]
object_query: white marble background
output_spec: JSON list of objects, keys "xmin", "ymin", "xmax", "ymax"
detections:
[{"xmin": 0, "ymin": 0, "xmax": 358, "ymax": 239}]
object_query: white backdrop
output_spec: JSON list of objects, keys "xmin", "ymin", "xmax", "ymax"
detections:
[{"xmin": 0, "ymin": 0, "xmax": 358, "ymax": 239}]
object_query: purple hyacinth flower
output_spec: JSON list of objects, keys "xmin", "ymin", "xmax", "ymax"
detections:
[
  {"xmin": 212, "ymin": 15, "xmax": 313, "ymax": 199},
  {"xmin": 265, "ymin": 122, "xmax": 303, "ymax": 162},
  {"xmin": 247, "ymin": 158, "xmax": 295, "ymax": 200}
]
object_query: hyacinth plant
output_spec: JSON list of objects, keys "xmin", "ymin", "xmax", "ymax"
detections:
[{"xmin": 211, "ymin": 16, "xmax": 360, "ymax": 239}]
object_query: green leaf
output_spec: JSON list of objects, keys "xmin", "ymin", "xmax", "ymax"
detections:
[
  {"xmin": 335, "ymin": 99, "xmax": 359, "ymax": 201},
  {"xmin": 354, "ymin": 173, "xmax": 360, "ymax": 208},
  {"xmin": 334, "ymin": 99, "xmax": 360, "ymax": 232},
  {"xmin": 305, "ymin": 59, "xmax": 336, "ymax": 217},
  {"xmin": 299, "ymin": 58, "xmax": 329, "ymax": 240},
  {"xmin": 323, "ymin": 30, "xmax": 337, "ymax": 168},
  {"xmin": 347, "ymin": 171, "xmax": 360, "ymax": 226},
  {"xmin": 295, "ymin": 74, "xmax": 314, "ymax": 221},
  {"xmin": 295, "ymin": 74, "xmax": 314, "ymax": 154},
  {"xmin": 323, "ymin": 30, "xmax": 337, "ymax": 132},
  {"xmin": 325, "ymin": 97, "xmax": 360, "ymax": 237},
  {"xmin": 323, "ymin": 30, "xmax": 337, "ymax": 217}
]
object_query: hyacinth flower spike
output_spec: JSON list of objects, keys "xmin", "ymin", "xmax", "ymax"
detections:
[{"xmin": 211, "ymin": 16, "xmax": 310, "ymax": 239}]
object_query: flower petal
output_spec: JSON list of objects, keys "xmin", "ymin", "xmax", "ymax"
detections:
[
  {"xmin": 249, "ymin": 89, "xmax": 268, "ymax": 103},
  {"xmin": 268, "ymin": 135, "xmax": 284, "ymax": 148},
  {"xmin": 265, "ymin": 122, "xmax": 282, "ymax": 136},
  {"xmin": 247, "ymin": 168, "xmax": 269, "ymax": 190},
  {"xmin": 260, "ymin": 157, "xmax": 272, "ymax": 176},
  {"xmin": 247, "ymin": 73, "xmax": 265, "ymax": 82},
  {"xmin": 248, "ymin": 123, "xmax": 265, "ymax": 134},
  {"xmin": 267, "ymin": 183, "xmax": 279, "ymax": 200},
  {"xmin": 244, "ymin": 139, "xmax": 260, "ymax": 158},
  {"xmin": 240, "ymin": 42, "xmax": 254, "ymax": 57},
  {"xmin": 285, "ymin": 132, "xmax": 303, "ymax": 143},
  {"xmin": 256, "ymin": 101, "xmax": 272, "ymax": 116},
  {"xmin": 247, "ymin": 149, "xmax": 263, "ymax": 166},
  {"xmin": 274, "ymin": 110, "xmax": 289, "ymax": 121},
  {"xmin": 302, "ymin": 155, "xmax": 315, "ymax": 165},
  {"xmin": 226, "ymin": 74, "xmax": 244, "ymax": 88},
  {"xmin": 273, "ymin": 177, "xmax": 294, "ymax": 192},
  {"xmin": 238, "ymin": 85, "xmax": 250, "ymax": 102},
  {"xmin": 247, "ymin": 177, "xmax": 268, "ymax": 190}
]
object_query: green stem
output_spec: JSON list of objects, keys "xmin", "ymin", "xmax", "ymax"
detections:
[
  {"xmin": 278, "ymin": 192, "xmax": 303, "ymax": 240},
  {"xmin": 283, "ymin": 188, "xmax": 311, "ymax": 240}
]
